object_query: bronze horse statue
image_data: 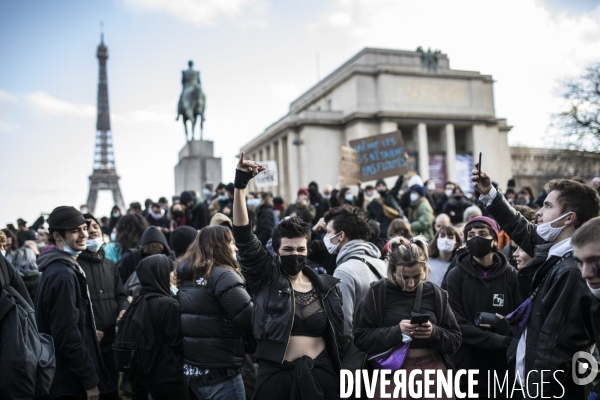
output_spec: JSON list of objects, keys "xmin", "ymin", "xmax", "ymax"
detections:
[{"xmin": 177, "ymin": 60, "xmax": 206, "ymax": 142}]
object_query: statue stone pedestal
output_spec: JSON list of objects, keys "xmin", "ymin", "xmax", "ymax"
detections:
[{"xmin": 175, "ymin": 140, "xmax": 222, "ymax": 196}]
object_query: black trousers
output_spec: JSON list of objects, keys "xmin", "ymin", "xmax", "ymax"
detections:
[{"xmin": 253, "ymin": 350, "xmax": 339, "ymax": 400}]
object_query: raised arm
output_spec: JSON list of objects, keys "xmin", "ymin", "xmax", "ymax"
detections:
[
  {"xmin": 233, "ymin": 152, "xmax": 265, "ymax": 227},
  {"xmin": 471, "ymin": 162, "xmax": 541, "ymax": 256}
]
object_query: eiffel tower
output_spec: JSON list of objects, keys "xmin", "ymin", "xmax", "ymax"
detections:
[{"xmin": 86, "ymin": 33, "xmax": 125, "ymax": 215}]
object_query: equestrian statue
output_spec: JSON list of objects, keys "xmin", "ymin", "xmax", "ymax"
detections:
[{"xmin": 177, "ymin": 60, "xmax": 206, "ymax": 142}]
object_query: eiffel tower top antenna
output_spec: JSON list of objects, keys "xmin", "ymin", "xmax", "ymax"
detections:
[{"xmin": 86, "ymin": 29, "xmax": 125, "ymax": 215}]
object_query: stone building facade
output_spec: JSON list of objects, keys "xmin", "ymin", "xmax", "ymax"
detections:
[
  {"xmin": 511, "ymin": 147, "xmax": 600, "ymax": 192},
  {"xmin": 241, "ymin": 47, "xmax": 512, "ymax": 200}
]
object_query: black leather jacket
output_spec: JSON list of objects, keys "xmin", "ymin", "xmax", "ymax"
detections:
[
  {"xmin": 487, "ymin": 192, "xmax": 595, "ymax": 398},
  {"xmin": 232, "ymin": 224, "xmax": 344, "ymax": 371}
]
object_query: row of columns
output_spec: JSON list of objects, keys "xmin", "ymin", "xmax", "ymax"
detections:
[
  {"xmin": 247, "ymin": 121, "xmax": 487, "ymax": 197},
  {"xmin": 408, "ymin": 122, "xmax": 457, "ymax": 183}
]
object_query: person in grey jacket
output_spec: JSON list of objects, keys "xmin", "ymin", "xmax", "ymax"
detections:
[{"xmin": 324, "ymin": 205, "xmax": 388, "ymax": 371}]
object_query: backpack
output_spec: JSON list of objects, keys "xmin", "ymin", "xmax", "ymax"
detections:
[
  {"xmin": 119, "ymin": 249, "xmax": 142, "ymax": 297},
  {"xmin": 0, "ymin": 258, "xmax": 56, "ymax": 400},
  {"xmin": 112, "ymin": 294, "xmax": 158, "ymax": 375}
]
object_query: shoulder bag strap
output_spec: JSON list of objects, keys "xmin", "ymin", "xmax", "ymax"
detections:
[
  {"xmin": 529, "ymin": 251, "xmax": 574, "ymax": 301},
  {"xmin": 347, "ymin": 256, "xmax": 383, "ymax": 280},
  {"xmin": 412, "ymin": 282, "xmax": 424, "ymax": 314}
]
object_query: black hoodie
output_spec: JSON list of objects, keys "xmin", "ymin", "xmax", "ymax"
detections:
[
  {"xmin": 442, "ymin": 250, "xmax": 520, "ymax": 393},
  {"xmin": 35, "ymin": 248, "xmax": 115, "ymax": 397},
  {"xmin": 135, "ymin": 254, "xmax": 186, "ymax": 396},
  {"xmin": 78, "ymin": 248, "xmax": 129, "ymax": 353},
  {"xmin": 117, "ymin": 226, "xmax": 172, "ymax": 284}
]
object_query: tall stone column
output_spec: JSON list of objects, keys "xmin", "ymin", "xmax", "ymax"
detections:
[
  {"xmin": 415, "ymin": 123, "xmax": 430, "ymax": 181},
  {"xmin": 287, "ymin": 132, "xmax": 299, "ymax": 200},
  {"xmin": 443, "ymin": 123, "xmax": 456, "ymax": 183},
  {"xmin": 277, "ymin": 138, "xmax": 285, "ymax": 197}
]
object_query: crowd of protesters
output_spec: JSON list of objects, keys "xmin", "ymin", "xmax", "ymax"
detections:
[{"xmin": 2, "ymin": 159, "xmax": 600, "ymax": 400}]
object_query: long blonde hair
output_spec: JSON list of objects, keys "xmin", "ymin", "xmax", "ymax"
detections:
[{"xmin": 387, "ymin": 236, "xmax": 431, "ymax": 286}]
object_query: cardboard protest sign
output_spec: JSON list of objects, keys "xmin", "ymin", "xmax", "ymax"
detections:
[
  {"xmin": 255, "ymin": 160, "xmax": 278, "ymax": 188},
  {"xmin": 340, "ymin": 146, "xmax": 361, "ymax": 185},
  {"xmin": 349, "ymin": 131, "xmax": 408, "ymax": 181}
]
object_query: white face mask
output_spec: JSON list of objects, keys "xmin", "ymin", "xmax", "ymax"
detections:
[
  {"xmin": 60, "ymin": 238, "xmax": 82, "ymax": 257},
  {"xmin": 324, "ymin": 232, "xmax": 341, "ymax": 254},
  {"xmin": 587, "ymin": 282, "xmax": 600, "ymax": 299},
  {"xmin": 86, "ymin": 237, "xmax": 104, "ymax": 253},
  {"xmin": 445, "ymin": 189, "xmax": 453, "ymax": 197},
  {"xmin": 437, "ymin": 237, "xmax": 456, "ymax": 253},
  {"xmin": 410, "ymin": 193, "xmax": 419, "ymax": 203},
  {"xmin": 0, "ymin": 250, "xmax": 5, "ymax": 258},
  {"xmin": 537, "ymin": 212, "xmax": 572, "ymax": 242},
  {"xmin": 427, "ymin": 183, "xmax": 436, "ymax": 191}
]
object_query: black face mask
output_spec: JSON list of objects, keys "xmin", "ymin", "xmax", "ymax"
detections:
[
  {"xmin": 378, "ymin": 190, "xmax": 388, "ymax": 198},
  {"xmin": 308, "ymin": 187, "xmax": 318, "ymax": 195},
  {"xmin": 466, "ymin": 236, "xmax": 494, "ymax": 258},
  {"xmin": 172, "ymin": 210, "xmax": 184, "ymax": 219},
  {"xmin": 279, "ymin": 255, "xmax": 306, "ymax": 276}
]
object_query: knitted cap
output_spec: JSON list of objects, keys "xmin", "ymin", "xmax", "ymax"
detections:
[{"xmin": 464, "ymin": 216, "xmax": 500, "ymax": 238}]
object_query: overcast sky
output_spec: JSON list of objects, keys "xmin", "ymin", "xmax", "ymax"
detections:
[{"xmin": 1, "ymin": 0, "xmax": 600, "ymax": 225}]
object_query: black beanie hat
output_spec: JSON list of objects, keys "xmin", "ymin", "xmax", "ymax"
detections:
[
  {"xmin": 180, "ymin": 191, "xmax": 195, "ymax": 205},
  {"xmin": 170, "ymin": 226, "xmax": 198, "ymax": 257},
  {"xmin": 48, "ymin": 206, "xmax": 88, "ymax": 230},
  {"xmin": 376, "ymin": 179, "xmax": 387, "ymax": 187}
]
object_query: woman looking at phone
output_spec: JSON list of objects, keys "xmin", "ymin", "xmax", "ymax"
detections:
[{"xmin": 353, "ymin": 237, "xmax": 461, "ymax": 399}]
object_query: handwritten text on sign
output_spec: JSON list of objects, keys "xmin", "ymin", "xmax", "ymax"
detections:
[
  {"xmin": 349, "ymin": 131, "xmax": 408, "ymax": 181},
  {"xmin": 255, "ymin": 160, "xmax": 279, "ymax": 188}
]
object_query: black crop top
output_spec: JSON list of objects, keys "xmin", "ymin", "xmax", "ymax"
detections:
[{"xmin": 291, "ymin": 288, "xmax": 328, "ymax": 337}]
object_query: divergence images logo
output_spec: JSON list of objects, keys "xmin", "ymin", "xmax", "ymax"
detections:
[{"xmin": 572, "ymin": 351, "xmax": 598, "ymax": 386}]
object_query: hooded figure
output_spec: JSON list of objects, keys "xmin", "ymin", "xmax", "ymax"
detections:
[
  {"xmin": 308, "ymin": 181, "xmax": 331, "ymax": 224},
  {"xmin": 169, "ymin": 226, "xmax": 198, "ymax": 258},
  {"xmin": 325, "ymin": 206, "xmax": 388, "ymax": 371},
  {"xmin": 117, "ymin": 226, "xmax": 172, "ymax": 284},
  {"xmin": 442, "ymin": 217, "xmax": 520, "ymax": 396},
  {"xmin": 132, "ymin": 254, "xmax": 188, "ymax": 398}
]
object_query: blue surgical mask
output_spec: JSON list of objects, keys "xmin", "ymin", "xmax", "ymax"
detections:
[
  {"xmin": 219, "ymin": 194, "xmax": 229, "ymax": 201},
  {"xmin": 86, "ymin": 237, "xmax": 104, "ymax": 253},
  {"xmin": 345, "ymin": 194, "xmax": 354, "ymax": 202},
  {"xmin": 60, "ymin": 238, "xmax": 82, "ymax": 257},
  {"xmin": 247, "ymin": 198, "xmax": 261, "ymax": 208},
  {"xmin": 110, "ymin": 232, "xmax": 116, "ymax": 242},
  {"xmin": 112, "ymin": 212, "xmax": 120, "ymax": 219},
  {"xmin": 202, "ymin": 188, "xmax": 211, "ymax": 197}
]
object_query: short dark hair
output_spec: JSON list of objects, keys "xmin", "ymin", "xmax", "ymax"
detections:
[
  {"xmin": 429, "ymin": 225, "xmax": 462, "ymax": 259},
  {"xmin": 572, "ymin": 216, "xmax": 600, "ymax": 247},
  {"xmin": 271, "ymin": 216, "xmax": 312, "ymax": 254},
  {"xmin": 324, "ymin": 205, "xmax": 372, "ymax": 241},
  {"xmin": 547, "ymin": 179, "xmax": 600, "ymax": 229}
]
